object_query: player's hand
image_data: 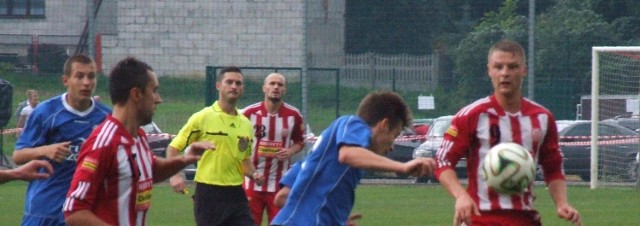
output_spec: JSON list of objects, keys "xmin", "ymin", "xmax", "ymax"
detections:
[
  {"xmin": 14, "ymin": 159, "xmax": 53, "ymax": 181},
  {"xmin": 275, "ymin": 148, "xmax": 293, "ymax": 160},
  {"xmin": 251, "ymin": 172, "xmax": 265, "ymax": 186},
  {"xmin": 404, "ymin": 158, "xmax": 436, "ymax": 177},
  {"xmin": 42, "ymin": 141, "xmax": 71, "ymax": 163},
  {"xmin": 170, "ymin": 174, "xmax": 187, "ymax": 194},
  {"xmin": 556, "ymin": 204, "xmax": 582, "ymax": 225},
  {"xmin": 453, "ymin": 193, "xmax": 480, "ymax": 226},
  {"xmin": 346, "ymin": 213, "xmax": 363, "ymax": 226},
  {"xmin": 183, "ymin": 142, "xmax": 215, "ymax": 164}
]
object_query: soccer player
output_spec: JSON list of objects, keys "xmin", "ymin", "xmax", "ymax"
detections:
[
  {"xmin": 63, "ymin": 57, "xmax": 209, "ymax": 225},
  {"xmin": 434, "ymin": 39, "xmax": 582, "ymax": 226},
  {"xmin": 271, "ymin": 90, "xmax": 436, "ymax": 225},
  {"xmin": 167, "ymin": 66, "xmax": 264, "ymax": 226},
  {"xmin": 0, "ymin": 160, "xmax": 53, "ymax": 185},
  {"xmin": 273, "ymin": 161, "xmax": 363, "ymax": 226},
  {"xmin": 14, "ymin": 89, "xmax": 38, "ymax": 127},
  {"xmin": 13, "ymin": 55, "xmax": 111, "ymax": 226},
  {"xmin": 242, "ymin": 73, "xmax": 305, "ymax": 225},
  {"xmin": 16, "ymin": 89, "xmax": 38, "ymax": 130}
]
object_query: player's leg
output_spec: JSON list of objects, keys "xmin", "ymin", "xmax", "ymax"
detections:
[
  {"xmin": 264, "ymin": 191, "xmax": 281, "ymax": 224},
  {"xmin": 246, "ymin": 189, "xmax": 266, "ymax": 225}
]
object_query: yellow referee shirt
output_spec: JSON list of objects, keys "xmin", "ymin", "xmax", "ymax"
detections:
[{"xmin": 169, "ymin": 101, "xmax": 253, "ymax": 186}]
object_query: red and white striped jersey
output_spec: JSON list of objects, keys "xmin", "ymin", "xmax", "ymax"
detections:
[
  {"xmin": 435, "ymin": 95, "xmax": 565, "ymax": 211},
  {"xmin": 63, "ymin": 116, "xmax": 156, "ymax": 226},
  {"xmin": 242, "ymin": 102, "xmax": 305, "ymax": 192}
]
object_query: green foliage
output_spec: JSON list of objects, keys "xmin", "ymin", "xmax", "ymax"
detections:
[{"xmin": 453, "ymin": 0, "xmax": 528, "ymax": 101}]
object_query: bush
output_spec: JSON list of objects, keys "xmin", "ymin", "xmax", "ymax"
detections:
[{"xmin": 27, "ymin": 44, "xmax": 69, "ymax": 74}]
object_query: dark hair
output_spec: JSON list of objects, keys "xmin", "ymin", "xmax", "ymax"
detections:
[
  {"xmin": 218, "ymin": 66, "xmax": 242, "ymax": 82},
  {"xmin": 356, "ymin": 90, "xmax": 412, "ymax": 130},
  {"xmin": 488, "ymin": 39, "xmax": 526, "ymax": 63},
  {"xmin": 63, "ymin": 55, "xmax": 95, "ymax": 76},
  {"xmin": 109, "ymin": 57, "xmax": 153, "ymax": 105}
]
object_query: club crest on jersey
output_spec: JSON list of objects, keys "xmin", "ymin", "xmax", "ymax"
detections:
[{"xmin": 238, "ymin": 136, "xmax": 251, "ymax": 152}]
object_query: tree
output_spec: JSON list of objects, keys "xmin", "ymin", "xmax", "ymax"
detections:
[{"xmin": 452, "ymin": 0, "xmax": 527, "ymax": 101}]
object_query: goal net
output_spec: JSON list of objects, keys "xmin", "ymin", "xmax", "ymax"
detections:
[{"xmin": 591, "ymin": 47, "xmax": 640, "ymax": 189}]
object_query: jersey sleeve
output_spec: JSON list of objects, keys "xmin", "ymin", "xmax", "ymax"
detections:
[
  {"xmin": 63, "ymin": 137, "xmax": 114, "ymax": 216},
  {"xmin": 279, "ymin": 161, "xmax": 302, "ymax": 188},
  {"xmin": 435, "ymin": 113, "xmax": 473, "ymax": 179},
  {"xmin": 335, "ymin": 117, "xmax": 370, "ymax": 148},
  {"xmin": 537, "ymin": 114, "xmax": 565, "ymax": 183},
  {"xmin": 15, "ymin": 106, "xmax": 46, "ymax": 150},
  {"xmin": 169, "ymin": 112, "xmax": 202, "ymax": 152},
  {"xmin": 291, "ymin": 113, "xmax": 305, "ymax": 145}
]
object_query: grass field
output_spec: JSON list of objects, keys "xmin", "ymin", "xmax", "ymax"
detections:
[
  {"xmin": 2, "ymin": 71, "xmax": 640, "ymax": 225},
  {"xmin": 1, "ymin": 181, "xmax": 639, "ymax": 225}
]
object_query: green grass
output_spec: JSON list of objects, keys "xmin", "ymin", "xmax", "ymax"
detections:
[{"xmin": 1, "ymin": 182, "xmax": 639, "ymax": 225}]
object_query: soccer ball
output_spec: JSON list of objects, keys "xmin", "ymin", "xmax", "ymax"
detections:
[{"xmin": 481, "ymin": 142, "xmax": 535, "ymax": 195}]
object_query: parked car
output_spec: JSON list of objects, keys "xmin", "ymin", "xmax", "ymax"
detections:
[
  {"xmin": 142, "ymin": 122, "xmax": 196, "ymax": 180},
  {"xmin": 559, "ymin": 121, "xmax": 640, "ymax": 182},
  {"xmin": 603, "ymin": 115, "xmax": 640, "ymax": 133},
  {"xmin": 412, "ymin": 115, "xmax": 467, "ymax": 183}
]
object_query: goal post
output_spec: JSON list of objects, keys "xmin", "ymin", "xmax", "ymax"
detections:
[{"xmin": 591, "ymin": 46, "xmax": 640, "ymax": 189}]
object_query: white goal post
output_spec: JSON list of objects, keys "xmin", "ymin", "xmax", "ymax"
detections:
[{"xmin": 591, "ymin": 46, "xmax": 640, "ymax": 189}]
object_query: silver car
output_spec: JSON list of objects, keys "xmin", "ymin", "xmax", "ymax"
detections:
[{"xmin": 412, "ymin": 115, "xmax": 467, "ymax": 183}]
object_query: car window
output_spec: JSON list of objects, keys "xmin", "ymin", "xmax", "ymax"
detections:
[
  {"xmin": 564, "ymin": 124, "xmax": 589, "ymax": 136},
  {"xmin": 427, "ymin": 117, "xmax": 452, "ymax": 137}
]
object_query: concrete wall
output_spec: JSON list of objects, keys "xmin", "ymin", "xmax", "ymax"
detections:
[
  {"xmin": 0, "ymin": 0, "xmax": 345, "ymax": 77},
  {"xmin": 101, "ymin": 0, "xmax": 344, "ymax": 77}
]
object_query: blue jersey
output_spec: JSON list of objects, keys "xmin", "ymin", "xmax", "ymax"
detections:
[
  {"xmin": 15, "ymin": 93, "xmax": 110, "ymax": 225},
  {"xmin": 272, "ymin": 116, "xmax": 370, "ymax": 226},
  {"xmin": 279, "ymin": 161, "xmax": 301, "ymax": 188}
]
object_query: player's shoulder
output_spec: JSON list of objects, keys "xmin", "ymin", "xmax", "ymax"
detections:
[
  {"xmin": 522, "ymin": 98, "xmax": 554, "ymax": 116},
  {"xmin": 242, "ymin": 102, "xmax": 262, "ymax": 113},
  {"xmin": 281, "ymin": 102, "xmax": 302, "ymax": 116},
  {"xmin": 454, "ymin": 97, "xmax": 492, "ymax": 118}
]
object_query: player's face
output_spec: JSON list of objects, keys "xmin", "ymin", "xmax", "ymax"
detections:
[
  {"xmin": 487, "ymin": 50, "xmax": 526, "ymax": 98},
  {"xmin": 217, "ymin": 72, "xmax": 244, "ymax": 103},
  {"xmin": 63, "ymin": 62, "xmax": 97, "ymax": 111},
  {"xmin": 28, "ymin": 92, "xmax": 38, "ymax": 107},
  {"xmin": 369, "ymin": 120, "xmax": 403, "ymax": 156},
  {"xmin": 263, "ymin": 74, "xmax": 286, "ymax": 102},
  {"xmin": 138, "ymin": 71, "xmax": 162, "ymax": 125}
]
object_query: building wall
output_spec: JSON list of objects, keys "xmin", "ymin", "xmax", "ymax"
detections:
[
  {"xmin": 101, "ymin": 0, "xmax": 345, "ymax": 77},
  {"xmin": 0, "ymin": 0, "xmax": 87, "ymax": 55}
]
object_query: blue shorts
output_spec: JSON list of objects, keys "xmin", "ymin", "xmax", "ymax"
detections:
[{"xmin": 21, "ymin": 214, "xmax": 66, "ymax": 226}]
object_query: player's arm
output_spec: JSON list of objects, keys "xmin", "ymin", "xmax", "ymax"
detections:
[
  {"xmin": 547, "ymin": 179, "xmax": 582, "ymax": 225},
  {"xmin": 64, "ymin": 142, "xmax": 112, "ymax": 226},
  {"xmin": 0, "ymin": 159, "xmax": 53, "ymax": 184},
  {"xmin": 274, "ymin": 186, "xmax": 290, "ymax": 208},
  {"xmin": 16, "ymin": 115, "xmax": 26, "ymax": 128},
  {"xmin": 65, "ymin": 210, "xmax": 111, "ymax": 226},
  {"xmin": 13, "ymin": 141, "xmax": 72, "ymax": 164},
  {"xmin": 154, "ymin": 142, "xmax": 213, "ymax": 183},
  {"xmin": 242, "ymin": 158, "xmax": 264, "ymax": 185},
  {"xmin": 338, "ymin": 145, "xmax": 434, "ymax": 176}
]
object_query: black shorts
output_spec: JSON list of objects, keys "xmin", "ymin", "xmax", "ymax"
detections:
[{"xmin": 194, "ymin": 182, "xmax": 255, "ymax": 226}]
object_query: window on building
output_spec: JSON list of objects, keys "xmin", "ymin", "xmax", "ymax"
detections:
[{"xmin": 0, "ymin": 0, "xmax": 45, "ymax": 18}]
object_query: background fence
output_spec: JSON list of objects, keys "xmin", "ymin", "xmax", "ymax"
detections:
[{"xmin": 2, "ymin": 0, "xmax": 639, "ymax": 131}]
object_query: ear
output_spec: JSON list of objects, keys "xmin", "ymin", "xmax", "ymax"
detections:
[
  {"xmin": 130, "ymin": 87, "xmax": 142, "ymax": 102},
  {"xmin": 216, "ymin": 81, "xmax": 221, "ymax": 90},
  {"xmin": 374, "ymin": 118, "xmax": 390, "ymax": 131}
]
